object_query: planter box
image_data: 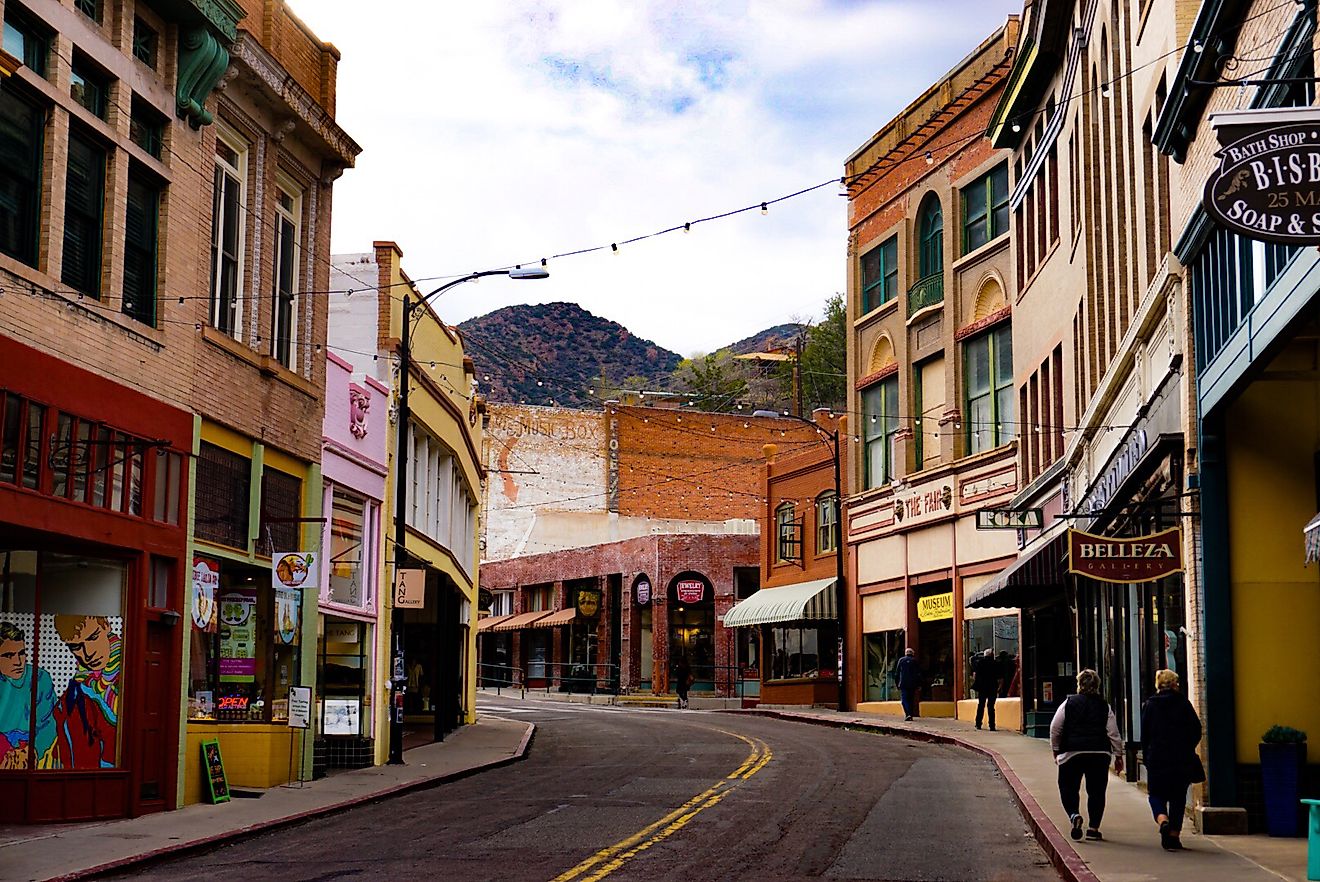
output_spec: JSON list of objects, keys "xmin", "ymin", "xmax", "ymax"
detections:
[{"xmin": 1259, "ymin": 742, "xmax": 1307, "ymax": 837}]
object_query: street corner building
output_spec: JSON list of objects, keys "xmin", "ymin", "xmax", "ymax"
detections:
[
  {"xmin": 842, "ymin": 19, "xmax": 1027, "ymax": 728},
  {"xmin": 329, "ymin": 242, "xmax": 485, "ymax": 747},
  {"xmin": 0, "ymin": 0, "xmax": 358, "ymax": 820}
]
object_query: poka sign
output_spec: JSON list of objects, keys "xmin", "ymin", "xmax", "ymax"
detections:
[
  {"xmin": 1067, "ymin": 528, "xmax": 1183, "ymax": 584},
  {"xmin": 1204, "ymin": 108, "xmax": 1320, "ymax": 245}
]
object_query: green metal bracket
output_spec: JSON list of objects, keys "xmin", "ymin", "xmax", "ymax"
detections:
[{"xmin": 176, "ymin": 27, "xmax": 228, "ymax": 128}]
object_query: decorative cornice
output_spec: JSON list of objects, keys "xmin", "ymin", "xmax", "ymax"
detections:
[
  {"xmin": 855, "ymin": 362, "xmax": 899, "ymax": 391},
  {"xmin": 954, "ymin": 305, "xmax": 1011, "ymax": 342}
]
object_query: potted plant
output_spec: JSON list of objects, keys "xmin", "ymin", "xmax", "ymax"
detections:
[{"xmin": 1260, "ymin": 725, "xmax": 1308, "ymax": 836}]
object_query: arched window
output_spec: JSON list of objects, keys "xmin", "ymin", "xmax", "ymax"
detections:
[
  {"xmin": 917, "ymin": 194, "xmax": 943, "ymax": 279},
  {"xmin": 775, "ymin": 502, "xmax": 798, "ymax": 563},
  {"xmin": 815, "ymin": 491, "xmax": 838, "ymax": 554}
]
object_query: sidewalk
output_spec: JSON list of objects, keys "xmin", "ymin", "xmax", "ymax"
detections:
[
  {"xmin": 736, "ymin": 706, "xmax": 1308, "ymax": 882},
  {"xmin": 0, "ymin": 716, "xmax": 533, "ymax": 882}
]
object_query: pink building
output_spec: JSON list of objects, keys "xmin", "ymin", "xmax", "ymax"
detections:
[{"xmin": 316, "ymin": 352, "xmax": 389, "ymax": 772}]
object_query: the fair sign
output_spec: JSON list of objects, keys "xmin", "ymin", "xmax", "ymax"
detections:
[
  {"xmin": 1205, "ymin": 108, "xmax": 1320, "ymax": 245},
  {"xmin": 675, "ymin": 579, "xmax": 705, "ymax": 604},
  {"xmin": 1067, "ymin": 528, "xmax": 1183, "ymax": 584}
]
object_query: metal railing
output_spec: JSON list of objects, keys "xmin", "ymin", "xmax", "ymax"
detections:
[
  {"xmin": 907, "ymin": 272, "xmax": 944, "ymax": 314},
  {"xmin": 477, "ymin": 661, "xmax": 757, "ymax": 700}
]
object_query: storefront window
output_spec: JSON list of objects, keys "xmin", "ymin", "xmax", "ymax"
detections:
[
  {"xmin": 864, "ymin": 629, "xmax": 904, "ymax": 701},
  {"xmin": 319, "ymin": 619, "xmax": 368, "ymax": 737},
  {"xmin": 188, "ymin": 562, "xmax": 299, "ymax": 723},
  {"xmin": 327, "ymin": 487, "xmax": 371, "ymax": 608},
  {"xmin": 767, "ymin": 622, "xmax": 838, "ymax": 680},
  {"xmin": 0, "ymin": 549, "xmax": 126, "ymax": 771},
  {"xmin": 963, "ymin": 614, "xmax": 1019, "ymax": 698}
]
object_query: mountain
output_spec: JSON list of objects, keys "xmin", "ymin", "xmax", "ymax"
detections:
[
  {"xmin": 725, "ymin": 323, "xmax": 804, "ymax": 356},
  {"xmin": 457, "ymin": 302, "xmax": 682, "ymax": 408}
]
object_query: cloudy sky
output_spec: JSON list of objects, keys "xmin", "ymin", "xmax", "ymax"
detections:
[{"xmin": 291, "ymin": 1, "xmax": 1022, "ymax": 356}]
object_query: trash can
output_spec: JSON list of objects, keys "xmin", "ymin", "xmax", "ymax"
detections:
[{"xmin": 1304, "ymin": 799, "xmax": 1320, "ymax": 881}]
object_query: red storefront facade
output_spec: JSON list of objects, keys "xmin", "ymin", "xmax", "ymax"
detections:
[{"xmin": 0, "ymin": 336, "xmax": 191, "ymax": 823}]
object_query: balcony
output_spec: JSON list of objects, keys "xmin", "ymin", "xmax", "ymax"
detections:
[{"xmin": 907, "ymin": 273, "xmax": 944, "ymax": 314}]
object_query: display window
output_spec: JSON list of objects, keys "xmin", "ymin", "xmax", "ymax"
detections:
[
  {"xmin": 318, "ymin": 619, "xmax": 368, "ymax": 737},
  {"xmin": 864, "ymin": 629, "xmax": 905, "ymax": 701},
  {"xmin": 0, "ymin": 549, "xmax": 126, "ymax": 771},
  {"xmin": 766, "ymin": 622, "xmax": 838, "ymax": 681},
  {"xmin": 963, "ymin": 615, "xmax": 1020, "ymax": 698},
  {"xmin": 188, "ymin": 561, "xmax": 299, "ymax": 723},
  {"xmin": 326, "ymin": 487, "xmax": 374, "ymax": 610}
]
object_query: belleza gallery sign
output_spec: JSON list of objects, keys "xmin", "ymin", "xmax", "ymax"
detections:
[
  {"xmin": 1205, "ymin": 107, "xmax": 1320, "ymax": 245},
  {"xmin": 1066, "ymin": 528, "xmax": 1183, "ymax": 584}
]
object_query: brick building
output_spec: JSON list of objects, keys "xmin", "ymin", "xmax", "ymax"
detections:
[
  {"xmin": 0, "ymin": 0, "xmax": 357, "ymax": 821},
  {"xmin": 479, "ymin": 403, "xmax": 822, "ymax": 697},
  {"xmin": 844, "ymin": 20, "xmax": 1024, "ymax": 725}
]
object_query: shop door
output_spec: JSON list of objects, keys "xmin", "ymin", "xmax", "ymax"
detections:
[
  {"xmin": 639, "ymin": 608, "xmax": 652, "ymax": 690},
  {"xmin": 132, "ymin": 615, "xmax": 172, "ymax": 815},
  {"xmin": 669, "ymin": 606, "xmax": 715, "ymax": 691}
]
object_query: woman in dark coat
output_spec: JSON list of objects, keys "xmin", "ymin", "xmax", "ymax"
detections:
[{"xmin": 1141, "ymin": 669, "xmax": 1203, "ymax": 851}]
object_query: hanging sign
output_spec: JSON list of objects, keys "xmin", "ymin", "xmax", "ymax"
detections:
[
  {"xmin": 576, "ymin": 588, "xmax": 601, "ymax": 618},
  {"xmin": 676, "ymin": 579, "xmax": 705, "ymax": 604},
  {"xmin": 395, "ymin": 568, "xmax": 425, "ymax": 608},
  {"xmin": 191, "ymin": 556, "xmax": 219, "ymax": 632},
  {"xmin": 975, "ymin": 508, "xmax": 1044, "ymax": 530},
  {"xmin": 916, "ymin": 592, "xmax": 953, "ymax": 622},
  {"xmin": 1067, "ymin": 527, "xmax": 1183, "ymax": 583},
  {"xmin": 634, "ymin": 579, "xmax": 651, "ymax": 606},
  {"xmin": 1204, "ymin": 108, "xmax": 1320, "ymax": 245}
]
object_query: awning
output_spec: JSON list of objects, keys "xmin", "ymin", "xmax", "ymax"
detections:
[
  {"xmin": 724, "ymin": 577, "xmax": 837, "ymax": 628},
  {"xmin": 534, "ymin": 608, "xmax": 578, "ymax": 628},
  {"xmin": 966, "ymin": 521, "xmax": 1069, "ymax": 609},
  {"xmin": 489, "ymin": 611, "xmax": 550, "ymax": 631},
  {"xmin": 1306, "ymin": 513, "xmax": 1320, "ymax": 564},
  {"xmin": 476, "ymin": 614, "xmax": 511, "ymax": 632}
]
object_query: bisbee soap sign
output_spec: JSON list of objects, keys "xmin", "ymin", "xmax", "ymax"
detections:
[{"xmin": 1205, "ymin": 108, "xmax": 1320, "ymax": 245}]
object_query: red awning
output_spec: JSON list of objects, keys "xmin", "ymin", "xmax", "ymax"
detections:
[
  {"xmin": 476, "ymin": 614, "xmax": 511, "ymax": 632},
  {"xmin": 489, "ymin": 611, "xmax": 550, "ymax": 631},
  {"xmin": 535, "ymin": 608, "xmax": 579, "ymax": 628}
]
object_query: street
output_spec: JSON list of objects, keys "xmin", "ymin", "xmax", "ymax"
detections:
[{"xmin": 113, "ymin": 697, "xmax": 1060, "ymax": 882}]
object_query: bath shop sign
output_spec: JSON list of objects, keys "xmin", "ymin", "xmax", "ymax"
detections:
[{"xmin": 1205, "ymin": 108, "xmax": 1320, "ymax": 245}]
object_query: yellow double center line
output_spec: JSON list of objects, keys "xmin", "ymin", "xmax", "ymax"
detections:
[{"xmin": 551, "ymin": 730, "xmax": 773, "ymax": 882}]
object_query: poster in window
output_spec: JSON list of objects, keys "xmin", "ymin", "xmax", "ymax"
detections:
[
  {"xmin": 191, "ymin": 556, "xmax": 219, "ymax": 632},
  {"xmin": 218, "ymin": 588, "xmax": 257, "ymax": 682},
  {"xmin": 323, "ymin": 698, "xmax": 360, "ymax": 735}
]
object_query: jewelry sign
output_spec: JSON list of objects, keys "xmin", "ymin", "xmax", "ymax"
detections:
[
  {"xmin": 1067, "ymin": 528, "xmax": 1183, "ymax": 584},
  {"xmin": 1205, "ymin": 107, "xmax": 1320, "ymax": 245}
]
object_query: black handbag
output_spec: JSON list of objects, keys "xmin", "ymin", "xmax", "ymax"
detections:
[{"xmin": 1186, "ymin": 753, "xmax": 1206, "ymax": 784}]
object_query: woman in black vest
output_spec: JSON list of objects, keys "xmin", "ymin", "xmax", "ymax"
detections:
[
  {"xmin": 1141, "ymin": 669, "xmax": 1202, "ymax": 850},
  {"xmin": 1049, "ymin": 669, "xmax": 1124, "ymax": 841}
]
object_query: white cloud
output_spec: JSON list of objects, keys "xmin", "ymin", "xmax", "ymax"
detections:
[{"xmin": 291, "ymin": 0, "xmax": 1021, "ymax": 356}]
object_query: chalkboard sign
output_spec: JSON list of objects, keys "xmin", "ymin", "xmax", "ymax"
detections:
[{"xmin": 202, "ymin": 739, "xmax": 230, "ymax": 804}]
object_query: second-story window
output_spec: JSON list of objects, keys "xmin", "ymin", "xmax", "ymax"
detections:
[
  {"xmin": 964, "ymin": 323, "xmax": 1014, "ymax": 454},
  {"xmin": 62, "ymin": 130, "xmax": 106, "ymax": 298},
  {"xmin": 74, "ymin": 0, "xmax": 101, "ymax": 24},
  {"xmin": 0, "ymin": 86, "xmax": 44, "ymax": 268},
  {"xmin": 775, "ymin": 502, "xmax": 797, "ymax": 563},
  {"xmin": 210, "ymin": 127, "xmax": 247, "ymax": 337},
  {"xmin": 132, "ymin": 17, "xmax": 158, "ymax": 69},
  {"xmin": 122, "ymin": 169, "xmax": 160, "ymax": 325},
  {"xmin": 69, "ymin": 59, "xmax": 107, "ymax": 119},
  {"xmin": 861, "ymin": 236, "xmax": 898, "ymax": 313},
  {"xmin": 272, "ymin": 180, "xmax": 302, "ymax": 370},
  {"xmin": 3, "ymin": 8, "xmax": 49, "ymax": 77},
  {"xmin": 963, "ymin": 164, "xmax": 1009, "ymax": 253},
  {"xmin": 816, "ymin": 491, "xmax": 838, "ymax": 554},
  {"xmin": 862, "ymin": 377, "xmax": 899, "ymax": 489},
  {"xmin": 917, "ymin": 194, "xmax": 943, "ymax": 279}
]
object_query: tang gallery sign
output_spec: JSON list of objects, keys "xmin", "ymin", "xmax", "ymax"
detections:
[{"xmin": 1205, "ymin": 107, "xmax": 1320, "ymax": 245}]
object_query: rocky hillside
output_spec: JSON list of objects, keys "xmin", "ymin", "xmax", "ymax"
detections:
[{"xmin": 726, "ymin": 323, "xmax": 804, "ymax": 355}]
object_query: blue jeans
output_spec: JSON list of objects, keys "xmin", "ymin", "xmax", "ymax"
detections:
[
  {"xmin": 900, "ymin": 687, "xmax": 919, "ymax": 718},
  {"xmin": 1149, "ymin": 787, "xmax": 1188, "ymax": 832}
]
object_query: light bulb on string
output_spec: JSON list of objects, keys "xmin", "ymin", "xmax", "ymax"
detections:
[
  {"xmin": 925, "ymin": 151, "xmax": 934, "ymax": 165},
  {"xmin": 1011, "ymin": 121, "xmax": 1021, "ymax": 133},
  {"xmin": 1101, "ymin": 82, "xmax": 1112, "ymax": 98},
  {"xmin": 760, "ymin": 202, "xmax": 768, "ymax": 215},
  {"xmin": 611, "ymin": 243, "xmax": 619, "ymax": 254},
  {"xmin": 683, "ymin": 222, "xmax": 691, "ymax": 233}
]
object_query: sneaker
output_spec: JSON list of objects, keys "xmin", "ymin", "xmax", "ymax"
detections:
[
  {"xmin": 989, "ymin": 726, "xmax": 997, "ymax": 731},
  {"xmin": 1085, "ymin": 829, "xmax": 1103, "ymax": 841},
  {"xmin": 904, "ymin": 715, "xmax": 913, "ymax": 721},
  {"xmin": 1070, "ymin": 814, "xmax": 1084, "ymax": 841},
  {"xmin": 1159, "ymin": 820, "xmax": 1172, "ymax": 850}
]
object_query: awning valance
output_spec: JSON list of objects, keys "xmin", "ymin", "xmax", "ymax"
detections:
[
  {"xmin": 476, "ymin": 614, "xmax": 511, "ymax": 632},
  {"xmin": 489, "ymin": 611, "xmax": 549, "ymax": 631},
  {"xmin": 966, "ymin": 521, "xmax": 1069, "ymax": 609},
  {"xmin": 534, "ymin": 608, "xmax": 578, "ymax": 628},
  {"xmin": 1305, "ymin": 512, "xmax": 1320, "ymax": 564},
  {"xmin": 724, "ymin": 577, "xmax": 837, "ymax": 628}
]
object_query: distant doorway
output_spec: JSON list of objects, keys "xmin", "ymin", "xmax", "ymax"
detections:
[{"xmin": 668, "ymin": 571, "xmax": 714, "ymax": 693}]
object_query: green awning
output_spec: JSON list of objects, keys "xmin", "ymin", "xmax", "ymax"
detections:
[{"xmin": 724, "ymin": 577, "xmax": 836, "ymax": 628}]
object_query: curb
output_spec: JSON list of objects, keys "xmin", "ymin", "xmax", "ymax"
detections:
[
  {"xmin": 728, "ymin": 710, "xmax": 1098, "ymax": 882},
  {"xmin": 46, "ymin": 721, "xmax": 537, "ymax": 882}
]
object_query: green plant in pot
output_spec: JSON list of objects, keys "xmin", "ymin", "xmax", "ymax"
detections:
[{"xmin": 1260, "ymin": 725, "xmax": 1308, "ymax": 837}]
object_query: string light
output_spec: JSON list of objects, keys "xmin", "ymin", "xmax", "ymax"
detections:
[
  {"xmin": 760, "ymin": 202, "xmax": 768, "ymax": 215},
  {"xmin": 611, "ymin": 243, "xmax": 619, "ymax": 254},
  {"xmin": 924, "ymin": 151, "xmax": 934, "ymax": 165}
]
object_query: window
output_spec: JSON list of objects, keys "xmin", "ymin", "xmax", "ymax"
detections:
[
  {"xmin": 964, "ymin": 614, "xmax": 1019, "ymax": 699},
  {"xmin": 775, "ymin": 502, "xmax": 799, "ymax": 563},
  {"xmin": 69, "ymin": 60, "xmax": 106, "ymax": 119},
  {"xmin": 327, "ymin": 487, "xmax": 373, "ymax": 609},
  {"xmin": 768, "ymin": 622, "xmax": 838, "ymax": 680},
  {"xmin": 917, "ymin": 194, "xmax": 943, "ymax": 279},
  {"xmin": 860, "ymin": 236, "xmax": 898, "ymax": 313},
  {"xmin": 62, "ymin": 131, "xmax": 106, "ymax": 297},
  {"xmin": 195, "ymin": 442, "xmax": 251, "ymax": 549},
  {"xmin": 129, "ymin": 99, "xmax": 164, "ymax": 158},
  {"xmin": 272, "ymin": 181, "xmax": 301, "ymax": 370},
  {"xmin": 210, "ymin": 129, "xmax": 247, "ymax": 336},
  {"xmin": 3, "ymin": 9, "xmax": 48, "ymax": 77},
  {"xmin": 964, "ymin": 323, "xmax": 1014, "ymax": 454},
  {"xmin": 259, "ymin": 468, "xmax": 303, "ymax": 554},
  {"xmin": 864, "ymin": 629, "xmax": 905, "ymax": 701},
  {"xmin": 963, "ymin": 164, "xmax": 1010, "ymax": 253},
  {"xmin": 73, "ymin": 0, "xmax": 101, "ymax": 23},
  {"xmin": 132, "ymin": 17, "xmax": 158, "ymax": 69},
  {"xmin": 815, "ymin": 491, "xmax": 838, "ymax": 554},
  {"xmin": 123, "ymin": 170, "xmax": 159, "ymax": 325},
  {"xmin": 0, "ymin": 87, "xmax": 44, "ymax": 267},
  {"xmin": 862, "ymin": 377, "xmax": 899, "ymax": 489}
]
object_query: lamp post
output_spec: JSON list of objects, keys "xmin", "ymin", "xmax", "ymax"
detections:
[
  {"xmin": 753, "ymin": 409, "xmax": 848, "ymax": 712},
  {"xmin": 389, "ymin": 266, "xmax": 547, "ymax": 765}
]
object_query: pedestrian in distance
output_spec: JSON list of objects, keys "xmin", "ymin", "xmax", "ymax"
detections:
[
  {"xmin": 674, "ymin": 655, "xmax": 693, "ymax": 710},
  {"xmin": 895, "ymin": 648, "xmax": 921, "ymax": 721},
  {"xmin": 971, "ymin": 648, "xmax": 999, "ymax": 731},
  {"xmin": 1050, "ymin": 668, "xmax": 1124, "ymax": 842},
  {"xmin": 1141, "ymin": 669, "xmax": 1203, "ymax": 851}
]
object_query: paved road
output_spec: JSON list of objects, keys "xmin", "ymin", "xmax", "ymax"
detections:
[{"xmin": 114, "ymin": 697, "xmax": 1060, "ymax": 882}]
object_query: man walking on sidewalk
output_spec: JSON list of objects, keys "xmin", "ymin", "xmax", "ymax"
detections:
[
  {"xmin": 1050, "ymin": 669, "xmax": 1123, "ymax": 842},
  {"xmin": 972, "ymin": 648, "xmax": 999, "ymax": 731},
  {"xmin": 896, "ymin": 648, "xmax": 921, "ymax": 721}
]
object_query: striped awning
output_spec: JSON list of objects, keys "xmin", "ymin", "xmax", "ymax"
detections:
[
  {"xmin": 476, "ymin": 614, "xmax": 511, "ymax": 632},
  {"xmin": 966, "ymin": 520, "xmax": 1068, "ymax": 609},
  {"xmin": 1305, "ymin": 512, "xmax": 1320, "ymax": 564},
  {"xmin": 723, "ymin": 577, "xmax": 837, "ymax": 628},
  {"xmin": 489, "ymin": 611, "xmax": 549, "ymax": 632},
  {"xmin": 533, "ymin": 608, "xmax": 578, "ymax": 628}
]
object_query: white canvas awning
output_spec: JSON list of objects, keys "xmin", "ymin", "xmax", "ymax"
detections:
[
  {"xmin": 724, "ymin": 577, "xmax": 837, "ymax": 628},
  {"xmin": 1304, "ymin": 512, "xmax": 1320, "ymax": 564}
]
